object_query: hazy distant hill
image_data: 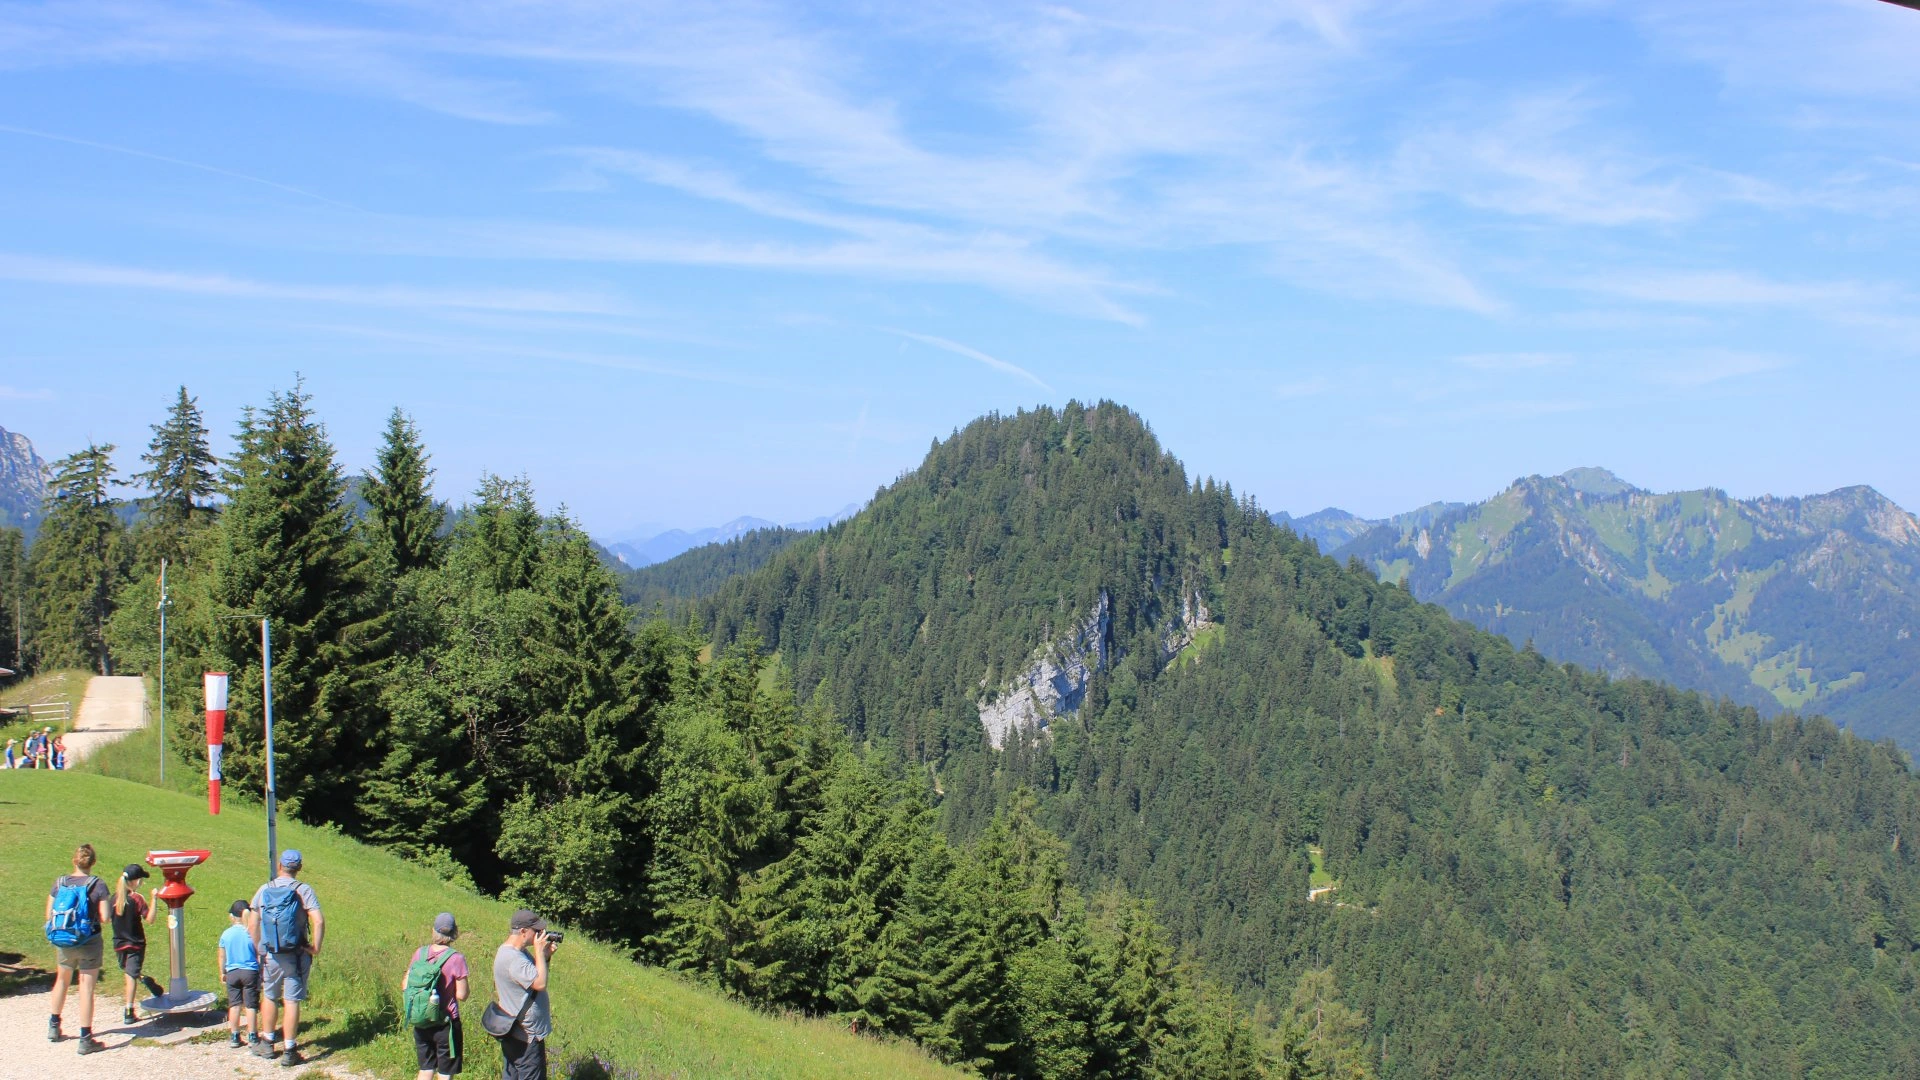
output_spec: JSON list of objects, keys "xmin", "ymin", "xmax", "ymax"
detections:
[
  {"xmin": 604, "ymin": 504, "xmax": 859, "ymax": 567},
  {"xmin": 1272, "ymin": 500, "xmax": 1465, "ymax": 553},
  {"xmin": 0, "ymin": 424, "xmax": 48, "ymax": 538},
  {"xmin": 1340, "ymin": 468, "xmax": 1920, "ymax": 745}
]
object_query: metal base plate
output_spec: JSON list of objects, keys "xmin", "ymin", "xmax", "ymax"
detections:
[{"xmin": 140, "ymin": 990, "xmax": 219, "ymax": 1014}]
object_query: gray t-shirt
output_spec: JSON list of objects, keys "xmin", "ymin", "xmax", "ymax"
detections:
[{"xmin": 493, "ymin": 943, "xmax": 551, "ymax": 1039}]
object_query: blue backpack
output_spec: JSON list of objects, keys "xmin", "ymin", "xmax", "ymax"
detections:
[
  {"xmin": 258, "ymin": 881, "xmax": 306, "ymax": 953},
  {"xmin": 46, "ymin": 877, "xmax": 99, "ymax": 947}
]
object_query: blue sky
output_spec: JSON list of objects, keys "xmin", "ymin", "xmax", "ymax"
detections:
[{"xmin": 2, "ymin": 0, "xmax": 1917, "ymax": 538}]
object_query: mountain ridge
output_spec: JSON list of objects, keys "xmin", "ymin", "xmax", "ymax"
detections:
[{"xmin": 0, "ymin": 424, "xmax": 48, "ymax": 537}]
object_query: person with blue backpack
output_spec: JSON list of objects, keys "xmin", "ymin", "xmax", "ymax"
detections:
[
  {"xmin": 247, "ymin": 849, "xmax": 324, "ymax": 1067},
  {"xmin": 44, "ymin": 842, "xmax": 112, "ymax": 1055}
]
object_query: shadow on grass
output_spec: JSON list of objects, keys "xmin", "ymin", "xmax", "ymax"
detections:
[
  {"xmin": 0, "ymin": 950, "xmax": 52, "ymax": 995},
  {"xmin": 313, "ymin": 983, "xmax": 399, "ymax": 1057}
]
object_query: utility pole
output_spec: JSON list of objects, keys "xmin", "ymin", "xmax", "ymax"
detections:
[
  {"xmin": 157, "ymin": 559, "xmax": 167, "ymax": 783},
  {"xmin": 261, "ymin": 616, "xmax": 278, "ymax": 880}
]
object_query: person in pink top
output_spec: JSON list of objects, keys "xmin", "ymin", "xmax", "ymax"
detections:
[{"xmin": 405, "ymin": 912, "xmax": 470, "ymax": 1080}]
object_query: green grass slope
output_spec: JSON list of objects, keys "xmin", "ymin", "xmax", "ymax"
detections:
[{"xmin": 0, "ymin": 770, "xmax": 958, "ymax": 1080}]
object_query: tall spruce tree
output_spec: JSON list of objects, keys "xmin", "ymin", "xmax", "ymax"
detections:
[
  {"xmin": 362, "ymin": 408, "xmax": 444, "ymax": 574},
  {"xmin": 28, "ymin": 444, "xmax": 126, "ymax": 673},
  {"xmin": 133, "ymin": 386, "xmax": 218, "ymax": 563},
  {"xmin": 209, "ymin": 382, "xmax": 388, "ymax": 828},
  {"xmin": 0, "ymin": 526, "xmax": 28, "ymax": 673}
]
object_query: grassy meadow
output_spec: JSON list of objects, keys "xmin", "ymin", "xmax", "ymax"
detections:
[{"xmin": 0, "ymin": 769, "xmax": 961, "ymax": 1079}]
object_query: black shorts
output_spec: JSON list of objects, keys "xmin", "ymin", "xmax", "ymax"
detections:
[
  {"xmin": 224, "ymin": 967, "xmax": 260, "ymax": 1010},
  {"xmin": 414, "ymin": 1017, "xmax": 463, "ymax": 1075},
  {"xmin": 116, "ymin": 948, "xmax": 144, "ymax": 980}
]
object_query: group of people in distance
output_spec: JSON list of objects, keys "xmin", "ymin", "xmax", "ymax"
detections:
[
  {"xmin": 6, "ymin": 726, "xmax": 67, "ymax": 768},
  {"xmin": 45, "ymin": 843, "xmax": 563, "ymax": 1080}
]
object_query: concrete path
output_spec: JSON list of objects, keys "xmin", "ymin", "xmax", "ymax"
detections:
[
  {"xmin": 65, "ymin": 675, "xmax": 148, "ymax": 764},
  {"xmin": 0, "ymin": 986, "xmax": 373, "ymax": 1078}
]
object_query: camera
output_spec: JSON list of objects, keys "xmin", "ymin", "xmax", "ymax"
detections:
[{"xmin": 543, "ymin": 929, "xmax": 564, "ymax": 944}]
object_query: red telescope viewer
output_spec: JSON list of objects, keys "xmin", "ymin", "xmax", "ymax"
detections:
[{"xmin": 141, "ymin": 849, "xmax": 217, "ymax": 1015}]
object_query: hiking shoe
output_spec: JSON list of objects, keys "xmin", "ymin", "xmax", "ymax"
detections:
[
  {"xmin": 252, "ymin": 1039, "xmax": 277, "ymax": 1058},
  {"xmin": 123, "ymin": 1007, "xmax": 136, "ymax": 1024},
  {"xmin": 278, "ymin": 1048, "xmax": 304, "ymax": 1067},
  {"xmin": 47, "ymin": 1016, "xmax": 61, "ymax": 1042},
  {"xmin": 230, "ymin": 1032, "xmax": 244, "ymax": 1048},
  {"xmin": 76, "ymin": 1035, "xmax": 104, "ymax": 1056}
]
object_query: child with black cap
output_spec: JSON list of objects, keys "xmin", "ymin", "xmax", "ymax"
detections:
[
  {"xmin": 111, "ymin": 862, "xmax": 159, "ymax": 1023},
  {"xmin": 219, "ymin": 899, "xmax": 262, "ymax": 1048}
]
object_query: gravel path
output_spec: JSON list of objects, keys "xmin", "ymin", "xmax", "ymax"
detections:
[
  {"xmin": 1, "ymin": 983, "xmax": 378, "ymax": 1078},
  {"xmin": 66, "ymin": 675, "xmax": 148, "ymax": 764}
]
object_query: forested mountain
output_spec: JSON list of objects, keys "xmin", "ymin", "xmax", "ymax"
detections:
[
  {"xmin": 1336, "ymin": 468, "xmax": 1920, "ymax": 746},
  {"xmin": 701, "ymin": 403, "xmax": 1920, "ymax": 1078},
  {"xmin": 619, "ymin": 526, "xmax": 807, "ymax": 616},
  {"xmin": 0, "ymin": 423, "xmax": 48, "ymax": 537}
]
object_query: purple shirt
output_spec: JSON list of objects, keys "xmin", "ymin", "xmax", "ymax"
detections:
[{"xmin": 414, "ymin": 945, "xmax": 469, "ymax": 1019}]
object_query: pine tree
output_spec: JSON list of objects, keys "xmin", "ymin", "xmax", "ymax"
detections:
[
  {"xmin": 362, "ymin": 408, "xmax": 444, "ymax": 574},
  {"xmin": 0, "ymin": 526, "xmax": 28, "ymax": 673},
  {"xmin": 28, "ymin": 444, "xmax": 127, "ymax": 672},
  {"xmin": 133, "ymin": 386, "xmax": 217, "ymax": 562},
  {"xmin": 208, "ymin": 382, "xmax": 388, "ymax": 828}
]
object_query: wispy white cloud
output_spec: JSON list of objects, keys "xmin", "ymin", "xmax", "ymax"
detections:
[
  {"xmin": 1577, "ymin": 269, "xmax": 1880, "ymax": 308},
  {"xmin": 0, "ymin": 123, "xmax": 356, "ymax": 209},
  {"xmin": 0, "ymin": 253, "xmax": 631, "ymax": 316},
  {"xmin": 1455, "ymin": 352, "xmax": 1574, "ymax": 371},
  {"xmin": 887, "ymin": 330, "xmax": 1052, "ymax": 392},
  {"xmin": 1641, "ymin": 351, "xmax": 1790, "ymax": 388}
]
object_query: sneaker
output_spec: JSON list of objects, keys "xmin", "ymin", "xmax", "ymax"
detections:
[
  {"xmin": 230, "ymin": 1032, "xmax": 244, "ymax": 1048},
  {"xmin": 76, "ymin": 1035, "xmax": 104, "ymax": 1056},
  {"xmin": 278, "ymin": 1048, "xmax": 304, "ymax": 1067},
  {"xmin": 252, "ymin": 1039, "xmax": 278, "ymax": 1059},
  {"xmin": 47, "ymin": 1016, "xmax": 61, "ymax": 1042},
  {"xmin": 123, "ymin": 1007, "xmax": 136, "ymax": 1025}
]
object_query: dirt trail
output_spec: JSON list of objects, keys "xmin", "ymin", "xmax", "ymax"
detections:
[
  {"xmin": 0, "ymin": 984, "xmax": 374, "ymax": 1078},
  {"xmin": 64, "ymin": 675, "xmax": 147, "ymax": 764}
]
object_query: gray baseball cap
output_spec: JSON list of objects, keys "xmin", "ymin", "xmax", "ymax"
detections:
[{"xmin": 433, "ymin": 912, "xmax": 458, "ymax": 936}]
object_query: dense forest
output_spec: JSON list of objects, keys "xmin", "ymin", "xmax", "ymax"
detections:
[
  {"xmin": 618, "ymin": 525, "xmax": 805, "ymax": 618},
  {"xmin": 696, "ymin": 402, "xmax": 1920, "ymax": 1078},
  {"xmin": 3, "ymin": 385, "xmax": 1363, "ymax": 1079}
]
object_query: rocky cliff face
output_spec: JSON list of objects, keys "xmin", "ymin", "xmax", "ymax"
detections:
[
  {"xmin": 0, "ymin": 425, "xmax": 48, "ymax": 536},
  {"xmin": 1339, "ymin": 472, "xmax": 1920, "ymax": 746},
  {"xmin": 978, "ymin": 585, "xmax": 1216, "ymax": 747}
]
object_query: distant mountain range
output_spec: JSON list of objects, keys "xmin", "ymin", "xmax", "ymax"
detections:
[
  {"xmin": 0, "ymin": 424, "xmax": 48, "ymax": 538},
  {"xmin": 1299, "ymin": 468, "xmax": 1920, "ymax": 746},
  {"xmin": 602, "ymin": 504, "xmax": 861, "ymax": 568}
]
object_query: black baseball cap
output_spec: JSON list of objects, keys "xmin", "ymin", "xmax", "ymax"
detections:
[
  {"xmin": 509, "ymin": 909, "xmax": 547, "ymax": 932},
  {"xmin": 123, "ymin": 864, "xmax": 149, "ymax": 881},
  {"xmin": 230, "ymin": 899, "xmax": 250, "ymax": 917}
]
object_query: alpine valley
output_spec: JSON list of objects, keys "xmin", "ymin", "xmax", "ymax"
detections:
[{"xmin": 1325, "ymin": 468, "xmax": 1920, "ymax": 748}]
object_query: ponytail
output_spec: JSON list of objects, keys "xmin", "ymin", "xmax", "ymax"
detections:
[{"xmin": 115, "ymin": 873, "xmax": 129, "ymax": 916}]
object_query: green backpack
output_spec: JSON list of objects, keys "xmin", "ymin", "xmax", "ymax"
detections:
[{"xmin": 402, "ymin": 947, "xmax": 456, "ymax": 1028}]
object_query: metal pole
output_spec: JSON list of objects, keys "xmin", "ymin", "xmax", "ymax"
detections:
[
  {"xmin": 157, "ymin": 559, "xmax": 167, "ymax": 784},
  {"xmin": 261, "ymin": 617, "xmax": 277, "ymax": 878}
]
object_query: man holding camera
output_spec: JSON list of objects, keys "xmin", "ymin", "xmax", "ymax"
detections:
[{"xmin": 492, "ymin": 910, "xmax": 558, "ymax": 1080}]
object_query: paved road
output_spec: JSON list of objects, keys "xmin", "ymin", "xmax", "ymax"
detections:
[{"xmin": 65, "ymin": 675, "xmax": 147, "ymax": 764}]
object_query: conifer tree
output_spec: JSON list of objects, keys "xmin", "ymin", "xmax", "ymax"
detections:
[
  {"xmin": 133, "ymin": 386, "xmax": 217, "ymax": 563},
  {"xmin": 362, "ymin": 408, "xmax": 444, "ymax": 574},
  {"xmin": 0, "ymin": 526, "xmax": 28, "ymax": 673},
  {"xmin": 28, "ymin": 444, "xmax": 127, "ymax": 672},
  {"xmin": 208, "ymin": 382, "xmax": 388, "ymax": 827}
]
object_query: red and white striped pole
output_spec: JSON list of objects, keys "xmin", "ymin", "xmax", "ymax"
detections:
[{"xmin": 203, "ymin": 672, "xmax": 228, "ymax": 815}]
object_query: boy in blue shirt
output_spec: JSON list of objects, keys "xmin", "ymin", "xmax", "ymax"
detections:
[{"xmin": 218, "ymin": 900, "xmax": 261, "ymax": 1049}]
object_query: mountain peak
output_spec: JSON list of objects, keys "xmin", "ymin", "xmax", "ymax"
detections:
[{"xmin": 1555, "ymin": 466, "xmax": 1639, "ymax": 497}]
